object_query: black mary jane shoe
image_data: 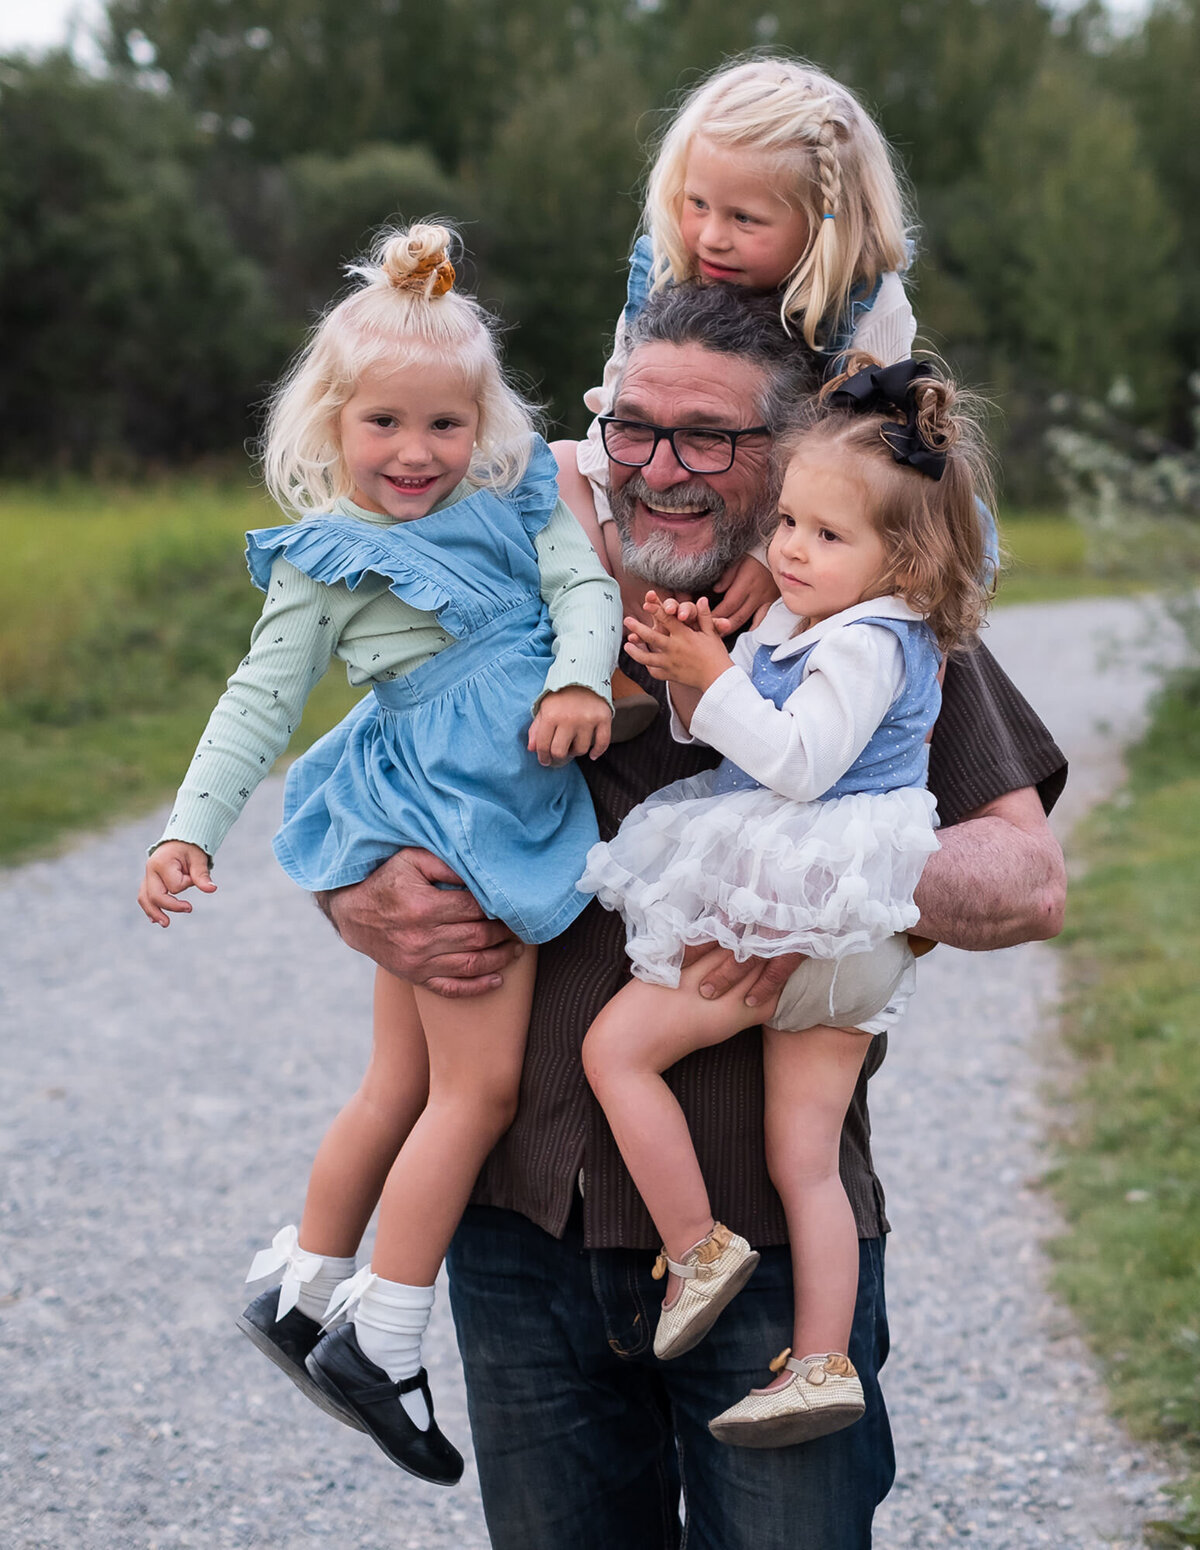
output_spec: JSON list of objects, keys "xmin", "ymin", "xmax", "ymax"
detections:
[
  {"xmin": 236, "ymin": 1287, "xmax": 366, "ymax": 1432},
  {"xmin": 305, "ymin": 1325, "xmax": 464, "ymax": 1486}
]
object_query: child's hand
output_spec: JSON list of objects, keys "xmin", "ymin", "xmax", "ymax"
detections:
[
  {"xmin": 625, "ymin": 592, "xmax": 732, "ymax": 692},
  {"xmin": 710, "ymin": 553, "xmax": 779, "ymax": 635},
  {"xmin": 528, "ymin": 686, "xmax": 613, "ymax": 766},
  {"xmin": 139, "ymin": 841, "xmax": 217, "ymax": 927}
]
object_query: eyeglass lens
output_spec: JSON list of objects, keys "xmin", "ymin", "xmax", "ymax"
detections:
[{"xmin": 603, "ymin": 420, "xmax": 735, "ymax": 474}]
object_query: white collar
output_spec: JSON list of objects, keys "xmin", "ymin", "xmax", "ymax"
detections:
[{"xmin": 751, "ymin": 595, "xmax": 926, "ymax": 660}]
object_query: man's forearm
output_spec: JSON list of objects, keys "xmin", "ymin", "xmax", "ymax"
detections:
[{"xmin": 912, "ymin": 789, "xmax": 1066, "ymax": 951}]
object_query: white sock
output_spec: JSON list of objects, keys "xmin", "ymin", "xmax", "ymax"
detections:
[
  {"xmin": 353, "ymin": 1275, "xmax": 436, "ymax": 1431},
  {"xmin": 294, "ymin": 1252, "xmax": 357, "ymax": 1324}
]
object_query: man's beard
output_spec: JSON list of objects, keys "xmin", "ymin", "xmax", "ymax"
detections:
[{"xmin": 609, "ymin": 472, "xmax": 774, "ymax": 595}]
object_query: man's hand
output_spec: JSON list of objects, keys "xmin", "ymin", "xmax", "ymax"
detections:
[
  {"xmin": 625, "ymin": 592, "xmax": 732, "ymax": 693},
  {"xmin": 139, "ymin": 841, "xmax": 217, "ymax": 926},
  {"xmin": 321, "ymin": 848, "xmax": 522, "ymax": 997},
  {"xmin": 528, "ymin": 686, "xmax": 613, "ymax": 767},
  {"xmin": 710, "ymin": 553, "xmax": 779, "ymax": 636},
  {"xmin": 681, "ymin": 942, "xmax": 805, "ymax": 1009}
]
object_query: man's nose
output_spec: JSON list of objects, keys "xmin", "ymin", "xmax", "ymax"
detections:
[{"xmin": 641, "ymin": 436, "xmax": 694, "ymax": 489}]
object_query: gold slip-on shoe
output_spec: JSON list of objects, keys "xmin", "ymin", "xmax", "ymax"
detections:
[
  {"xmin": 651, "ymin": 1222, "xmax": 760, "ymax": 1360},
  {"xmin": 708, "ymin": 1349, "xmax": 865, "ymax": 1448}
]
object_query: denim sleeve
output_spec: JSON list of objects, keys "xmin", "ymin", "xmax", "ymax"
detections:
[{"xmin": 622, "ymin": 234, "xmax": 655, "ymax": 329}]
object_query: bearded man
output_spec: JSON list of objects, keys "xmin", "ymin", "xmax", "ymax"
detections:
[{"xmin": 323, "ymin": 281, "xmax": 1066, "ymax": 1549}]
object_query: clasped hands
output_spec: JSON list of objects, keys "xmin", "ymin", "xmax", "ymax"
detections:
[{"xmin": 623, "ymin": 591, "xmax": 734, "ymax": 696}]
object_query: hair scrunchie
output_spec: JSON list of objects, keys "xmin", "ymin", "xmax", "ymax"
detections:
[
  {"xmin": 393, "ymin": 252, "xmax": 457, "ymax": 297},
  {"xmin": 828, "ymin": 359, "xmax": 947, "ymax": 481}
]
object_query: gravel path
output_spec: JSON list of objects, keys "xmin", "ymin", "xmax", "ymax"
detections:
[{"xmin": 0, "ymin": 595, "xmax": 1177, "ymax": 1548}]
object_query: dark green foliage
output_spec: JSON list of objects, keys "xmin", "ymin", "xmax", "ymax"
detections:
[
  {"xmin": 0, "ymin": 1, "xmax": 1191, "ymax": 478},
  {"xmin": 275, "ymin": 141, "xmax": 473, "ymax": 321},
  {"xmin": 944, "ymin": 58, "xmax": 1178, "ymax": 413},
  {"xmin": 475, "ymin": 45, "xmax": 646, "ymax": 431},
  {"xmin": 1099, "ymin": 0, "xmax": 1200, "ymax": 441},
  {"xmin": 0, "ymin": 54, "xmax": 277, "ymax": 470}
]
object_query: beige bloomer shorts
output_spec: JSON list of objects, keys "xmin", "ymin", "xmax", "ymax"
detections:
[{"xmin": 770, "ymin": 932, "xmax": 917, "ymax": 1036}]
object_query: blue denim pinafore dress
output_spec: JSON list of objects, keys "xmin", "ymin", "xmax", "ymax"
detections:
[{"xmin": 252, "ymin": 446, "xmax": 599, "ymax": 945}]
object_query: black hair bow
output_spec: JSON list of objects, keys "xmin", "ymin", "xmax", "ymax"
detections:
[{"xmin": 827, "ymin": 359, "xmax": 946, "ymax": 481}]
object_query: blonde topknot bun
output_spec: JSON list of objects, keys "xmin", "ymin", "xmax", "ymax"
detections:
[{"xmin": 377, "ymin": 223, "xmax": 456, "ymax": 298}]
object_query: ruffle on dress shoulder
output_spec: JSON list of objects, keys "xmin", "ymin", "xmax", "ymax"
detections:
[
  {"xmin": 244, "ymin": 520, "xmax": 467, "ymax": 635},
  {"xmin": 505, "ymin": 435, "xmax": 561, "ymax": 542}
]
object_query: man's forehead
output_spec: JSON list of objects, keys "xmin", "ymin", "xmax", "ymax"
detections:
[{"xmin": 616, "ymin": 340, "xmax": 767, "ymax": 427}]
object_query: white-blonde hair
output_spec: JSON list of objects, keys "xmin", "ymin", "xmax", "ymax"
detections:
[
  {"xmin": 262, "ymin": 222, "xmax": 537, "ymax": 515},
  {"xmin": 644, "ymin": 57, "xmax": 912, "ymax": 351}
]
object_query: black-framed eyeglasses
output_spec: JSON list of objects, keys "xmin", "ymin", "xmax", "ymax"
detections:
[{"xmin": 598, "ymin": 416, "xmax": 772, "ymax": 475}]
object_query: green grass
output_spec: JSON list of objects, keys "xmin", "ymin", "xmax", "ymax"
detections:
[
  {"xmin": 1050, "ymin": 671, "xmax": 1200, "ymax": 1546},
  {"xmin": 996, "ymin": 509, "xmax": 1143, "ymax": 606},
  {"xmin": 0, "ymin": 481, "xmax": 363, "ymax": 864}
]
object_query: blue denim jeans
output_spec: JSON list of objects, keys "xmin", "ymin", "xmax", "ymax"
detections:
[{"xmin": 446, "ymin": 1204, "xmax": 894, "ymax": 1549}]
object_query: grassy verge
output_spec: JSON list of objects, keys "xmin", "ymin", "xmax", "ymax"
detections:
[
  {"xmin": 0, "ymin": 482, "xmax": 362, "ymax": 865},
  {"xmin": 1050, "ymin": 670, "xmax": 1200, "ymax": 1546},
  {"xmin": 996, "ymin": 509, "xmax": 1143, "ymax": 606}
]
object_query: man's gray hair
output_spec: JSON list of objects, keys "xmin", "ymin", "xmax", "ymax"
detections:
[{"xmin": 624, "ymin": 281, "xmax": 819, "ymax": 429}]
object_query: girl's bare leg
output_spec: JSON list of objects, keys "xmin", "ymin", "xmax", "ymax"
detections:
[
  {"xmin": 761, "ymin": 1022, "xmax": 873, "ymax": 1369},
  {"xmin": 550, "ymin": 439, "xmax": 612, "ymax": 572},
  {"xmin": 582, "ymin": 949, "xmax": 769, "ymax": 1292},
  {"xmin": 298, "ymin": 966, "xmax": 431, "ymax": 1258},
  {"xmin": 369, "ymin": 948, "xmax": 537, "ymax": 1287}
]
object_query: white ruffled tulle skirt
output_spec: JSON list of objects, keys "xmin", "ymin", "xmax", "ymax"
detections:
[{"xmin": 577, "ymin": 773, "xmax": 939, "ymax": 988}]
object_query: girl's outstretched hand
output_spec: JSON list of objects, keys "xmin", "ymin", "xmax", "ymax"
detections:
[
  {"xmin": 710, "ymin": 552, "xmax": 779, "ymax": 636},
  {"xmin": 528, "ymin": 685, "xmax": 613, "ymax": 766},
  {"xmin": 625, "ymin": 592, "xmax": 732, "ymax": 693},
  {"xmin": 139, "ymin": 841, "xmax": 217, "ymax": 927}
]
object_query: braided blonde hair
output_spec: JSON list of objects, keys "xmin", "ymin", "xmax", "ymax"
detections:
[
  {"xmin": 263, "ymin": 223, "xmax": 537, "ymax": 516},
  {"xmin": 644, "ymin": 58, "xmax": 911, "ymax": 350}
]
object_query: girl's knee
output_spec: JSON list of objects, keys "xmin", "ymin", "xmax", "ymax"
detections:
[
  {"xmin": 765, "ymin": 1138, "xmax": 842, "ymax": 1197},
  {"xmin": 440, "ymin": 1068, "xmax": 522, "ymax": 1142},
  {"xmin": 580, "ymin": 1011, "xmax": 632, "ymax": 1097}
]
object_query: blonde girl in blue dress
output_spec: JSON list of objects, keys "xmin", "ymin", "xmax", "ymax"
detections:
[{"xmin": 138, "ymin": 224, "xmax": 621, "ymax": 1484}]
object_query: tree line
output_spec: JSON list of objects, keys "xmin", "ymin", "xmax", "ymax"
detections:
[{"xmin": 1, "ymin": 0, "xmax": 1195, "ymax": 496}]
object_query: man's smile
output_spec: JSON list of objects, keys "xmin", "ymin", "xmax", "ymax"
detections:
[{"xmin": 637, "ymin": 496, "xmax": 712, "ymax": 521}]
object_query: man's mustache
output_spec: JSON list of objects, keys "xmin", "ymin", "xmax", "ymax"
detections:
[{"xmin": 618, "ymin": 473, "xmax": 725, "ymax": 517}]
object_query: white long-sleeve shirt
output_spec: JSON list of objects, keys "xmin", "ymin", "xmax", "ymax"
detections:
[{"xmin": 671, "ymin": 596, "xmax": 926, "ymax": 802}]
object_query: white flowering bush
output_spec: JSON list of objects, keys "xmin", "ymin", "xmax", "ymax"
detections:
[{"xmin": 1046, "ymin": 377, "xmax": 1200, "ymax": 670}]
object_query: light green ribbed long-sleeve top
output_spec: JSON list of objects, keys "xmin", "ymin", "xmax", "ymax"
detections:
[{"xmin": 158, "ymin": 487, "xmax": 620, "ymax": 863}]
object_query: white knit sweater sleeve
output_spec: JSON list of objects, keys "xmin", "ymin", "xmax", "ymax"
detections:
[
  {"xmin": 849, "ymin": 272, "xmax": 917, "ymax": 365},
  {"xmin": 685, "ymin": 624, "xmax": 907, "ymax": 801}
]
